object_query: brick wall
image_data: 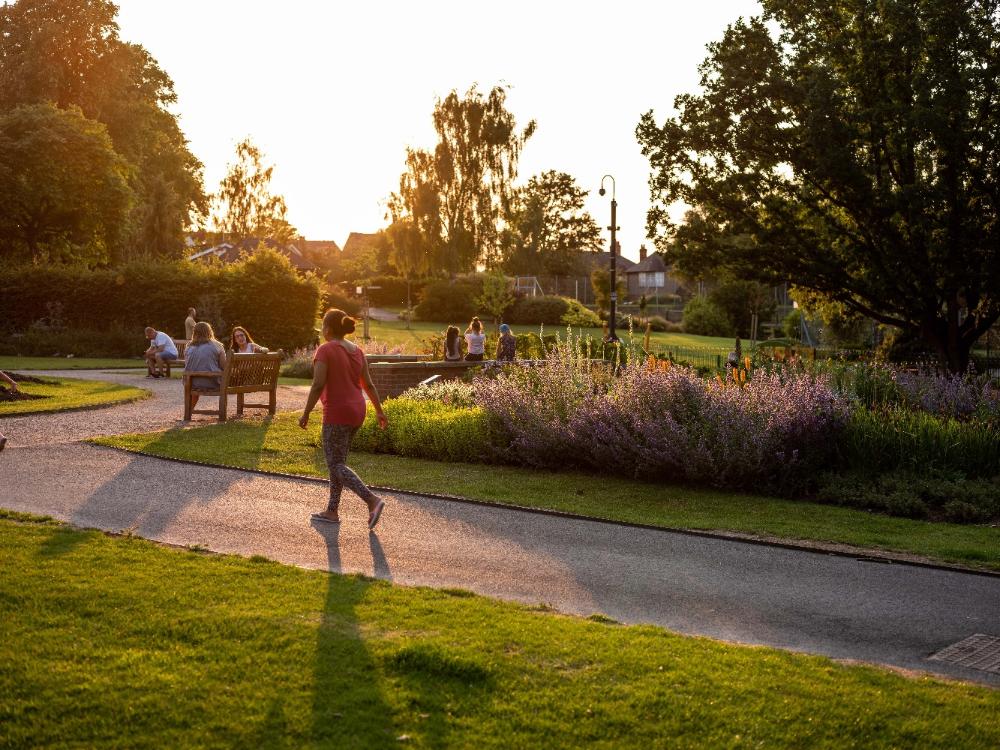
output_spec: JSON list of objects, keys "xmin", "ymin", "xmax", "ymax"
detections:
[{"xmin": 368, "ymin": 361, "xmax": 481, "ymax": 399}]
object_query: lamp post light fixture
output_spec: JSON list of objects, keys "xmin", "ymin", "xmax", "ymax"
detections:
[{"xmin": 599, "ymin": 175, "xmax": 619, "ymax": 343}]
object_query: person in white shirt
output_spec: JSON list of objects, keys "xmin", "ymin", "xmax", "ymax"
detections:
[
  {"xmin": 229, "ymin": 326, "xmax": 268, "ymax": 354},
  {"xmin": 464, "ymin": 317, "xmax": 486, "ymax": 362},
  {"xmin": 144, "ymin": 327, "xmax": 179, "ymax": 378}
]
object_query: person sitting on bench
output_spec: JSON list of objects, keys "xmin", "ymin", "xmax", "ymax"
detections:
[
  {"xmin": 184, "ymin": 321, "xmax": 226, "ymax": 411},
  {"xmin": 144, "ymin": 326, "xmax": 179, "ymax": 378}
]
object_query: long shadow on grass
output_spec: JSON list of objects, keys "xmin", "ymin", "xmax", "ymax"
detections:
[
  {"xmin": 38, "ymin": 424, "xmax": 267, "ymax": 557},
  {"xmin": 309, "ymin": 523, "xmax": 396, "ymax": 746}
]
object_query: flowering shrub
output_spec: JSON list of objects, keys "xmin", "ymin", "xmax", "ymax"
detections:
[
  {"xmin": 474, "ymin": 340, "xmax": 849, "ymax": 490},
  {"xmin": 353, "ymin": 399, "xmax": 494, "ymax": 463},
  {"xmin": 279, "ymin": 348, "xmax": 315, "ymax": 379},
  {"xmin": 895, "ymin": 370, "xmax": 1000, "ymax": 422}
]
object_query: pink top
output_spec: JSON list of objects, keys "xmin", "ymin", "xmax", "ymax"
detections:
[{"xmin": 314, "ymin": 341, "xmax": 367, "ymax": 426}]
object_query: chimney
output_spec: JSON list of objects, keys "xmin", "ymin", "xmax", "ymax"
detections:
[
  {"xmin": 639, "ymin": 244, "xmax": 648, "ymax": 261},
  {"xmin": 614, "ymin": 240, "xmax": 621, "ymax": 255}
]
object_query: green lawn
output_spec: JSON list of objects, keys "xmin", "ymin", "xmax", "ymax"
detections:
[
  {"xmin": 92, "ymin": 413, "xmax": 1000, "ymax": 570},
  {"xmin": 363, "ymin": 316, "xmax": 734, "ymax": 352},
  {"xmin": 0, "ymin": 355, "xmax": 145, "ymax": 370},
  {"xmin": 1, "ymin": 514, "xmax": 996, "ymax": 749},
  {"xmin": 1, "ymin": 376, "xmax": 149, "ymax": 416}
]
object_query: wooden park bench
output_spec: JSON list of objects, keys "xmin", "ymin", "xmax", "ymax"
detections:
[
  {"xmin": 163, "ymin": 339, "xmax": 188, "ymax": 377},
  {"xmin": 183, "ymin": 351, "xmax": 282, "ymax": 422}
]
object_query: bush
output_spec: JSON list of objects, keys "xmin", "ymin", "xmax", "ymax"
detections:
[
  {"xmin": 839, "ymin": 407, "xmax": 1000, "ymax": 478},
  {"xmin": 352, "ymin": 399, "xmax": 495, "ymax": 463},
  {"xmin": 817, "ymin": 471, "xmax": 999, "ymax": 523},
  {"xmin": 360, "ymin": 275, "xmax": 428, "ymax": 307},
  {"xmin": 709, "ymin": 280, "xmax": 777, "ymax": 338},
  {"xmin": 323, "ymin": 287, "xmax": 362, "ymax": 317},
  {"xmin": 0, "ymin": 323, "xmax": 139, "ymax": 358},
  {"xmin": 682, "ymin": 297, "xmax": 732, "ymax": 337},
  {"xmin": 514, "ymin": 333, "xmax": 558, "ymax": 359},
  {"xmin": 782, "ymin": 309, "xmax": 803, "ymax": 340},
  {"xmin": 279, "ymin": 348, "xmax": 315, "ymax": 379},
  {"xmin": 506, "ymin": 296, "xmax": 568, "ymax": 325},
  {"xmin": 560, "ymin": 299, "xmax": 601, "ymax": 328},
  {"xmin": 415, "ymin": 276, "xmax": 486, "ymax": 323},
  {"xmin": 0, "ymin": 248, "xmax": 322, "ymax": 354},
  {"xmin": 645, "ymin": 315, "xmax": 671, "ymax": 332},
  {"xmin": 400, "ymin": 379, "xmax": 477, "ymax": 408}
]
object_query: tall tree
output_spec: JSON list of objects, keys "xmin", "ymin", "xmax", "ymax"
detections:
[
  {"xmin": 0, "ymin": 0, "xmax": 206, "ymax": 261},
  {"xmin": 212, "ymin": 138, "xmax": 296, "ymax": 246},
  {"xmin": 636, "ymin": 0, "xmax": 1000, "ymax": 372},
  {"xmin": 381, "ymin": 219, "xmax": 431, "ymax": 327},
  {"xmin": 502, "ymin": 170, "xmax": 602, "ymax": 276},
  {"xmin": 390, "ymin": 85, "xmax": 536, "ymax": 273},
  {"xmin": 0, "ymin": 103, "xmax": 131, "ymax": 265}
]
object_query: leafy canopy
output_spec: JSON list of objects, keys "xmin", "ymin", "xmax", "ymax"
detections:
[{"xmin": 637, "ymin": 0, "xmax": 1000, "ymax": 371}]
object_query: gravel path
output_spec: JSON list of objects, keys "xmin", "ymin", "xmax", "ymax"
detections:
[{"xmin": 0, "ymin": 369, "xmax": 309, "ymax": 446}]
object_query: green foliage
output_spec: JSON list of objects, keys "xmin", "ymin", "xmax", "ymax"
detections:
[
  {"xmin": 0, "ymin": 0, "xmax": 206, "ymax": 262},
  {"xmin": 782, "ymin": 309, "xmax": 803, "ymax": 340},
  {"xmin": 709, "ymin": 280, "xmax": 777, "ymax": 338},
  {"xmin": 0, "ymin": 104, "xmax": 132, "ymax": 265},
  {"xmin": 638, "ymin": 0, "xmax": 1000, "ymax": 372},
  {"xmin": 506, "ymin": 296, "xmax": 568, "ymax": 325},
  {"xmin": 0, "ymin": 324, "xmax": 138, "ymax": 358},
  {"xmin": 682, "ymin": 297, "xmax": 732, "ymax": 337},
  {"xmin": 357, "ymin": 275, "xmax": 428, "ymax": 308},
  {"xmin": 818, "ymin": 472, "xmax": 1000, "ymax": 524},
  {"xmin": 560, "ymin": 299, "xmax": 601, "ymax": 328},
  {"xmin": 323, "ymin": 287, "xmax": 362, "ymax": 317},
  {"xmin": 0, "ymin": 376, "xmax": 148, "ymax": 416},
  {"xmin": 352, "ymin": 399, "xmax": 495, "ymax": 463},
  {"xmin": 0, "ymin": 248, "xmax": 321, "ymax": 354},
  {"xmin": 589, "ymin": 268, "xmax": 627, "ymax": 318},
  {"xmin": 476, "ymin": 270, "xmax": 516, "ymax": 325},
  {"xmin": 514, "ymin": 333, "xmax": 558, "ymax": 359},
  {"xmin": 501, "ymin": 170, "xmax": 601, "ymax": 275},
  {"xmin": 389, "ymin": 84, "xmax": 536, "ymax": 272},
  {"xmin": 414, "ymin": 276, "xmax": 486, "ymax": 323},
  {"xmin": 211, "ymin": 138, "xmax": 295, "ymax": 245},
  {"xmin": 840, "ymin": 407, "xmax": 1000, "ymax": 480}
]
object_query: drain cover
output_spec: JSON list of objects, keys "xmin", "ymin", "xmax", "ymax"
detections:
[{"xmin": 929, "ymin": 634, "xmax": 1000, "ymax": 674}]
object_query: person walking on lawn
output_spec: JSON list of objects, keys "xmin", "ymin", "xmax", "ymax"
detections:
[{"xmin": 299, "ymin": 308, "xmax": 389, "ymax": 530}]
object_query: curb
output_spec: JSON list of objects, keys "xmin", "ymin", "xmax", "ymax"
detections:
[{"xmin": 91, "ymin": 442, "xmax": 1000, "ymax": 579}]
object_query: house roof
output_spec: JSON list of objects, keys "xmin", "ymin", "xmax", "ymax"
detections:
[
  {"xmin": 187, "ymin": 239, "xmax": 317, "ymax": 271},
  {"xmin": 577, "ymin": 250, "xmax": 637, "ymax": 273},
  {"xmin": 626, "ymin": 253, "xmax": 668, "ymax": 274},
  {"xmin": 342, "ymin": 232, "xmax": 379, "ymax": 255}
]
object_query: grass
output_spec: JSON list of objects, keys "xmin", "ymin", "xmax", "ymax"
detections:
[
  {"xmin": 0, "ymin": 376, "xmax": 149, "ymax": 416},
  {"xmin": 92, "ymin": 413, "xmax": 1000, "ymax": 570},
  {"xmin": 1, "ymin": 515, "xmax": 997, "ymax": 749},
  {"xmin": 0, "ymin": 355, "xmax": 144, "ymax": 370},
  {"xmin": 363, "ymin": 316, "xmax": 734, "ymax": 352}
]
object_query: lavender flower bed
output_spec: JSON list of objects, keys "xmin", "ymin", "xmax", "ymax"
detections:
[{"xmin": 474, "ymin": 350, "xmax": 849, "ymax": 491}]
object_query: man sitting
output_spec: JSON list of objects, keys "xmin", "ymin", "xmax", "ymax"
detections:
[{"xmin": 144, "ymin": 326, "xmax": 179, "ymax": 378}]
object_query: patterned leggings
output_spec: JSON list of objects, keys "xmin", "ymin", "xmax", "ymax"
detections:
[{"xmin": 322, "ymin": 423, "xmax": 378, "ymax": 512}]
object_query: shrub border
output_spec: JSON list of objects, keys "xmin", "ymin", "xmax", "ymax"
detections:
[{"xmin": 90, "ymin": 441, "xmax": 1000, "ymax": 578}]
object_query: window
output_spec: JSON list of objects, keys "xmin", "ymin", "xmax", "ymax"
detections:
[{"xmin": 638, "ymin": 272, "xmax": 665, "ymax": 288}]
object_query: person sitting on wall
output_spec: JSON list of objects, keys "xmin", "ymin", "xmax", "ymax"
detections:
[
  {"xmin": 444, "ymin": 325, "xmax": 463, "ymax": 361},
  {"xmin": 144, "ymin": 326, "xmax": 179, "ymax": 378},
  {"xmin": 495, "ymin": 323, "xmax": 516, "ymax": 362},
  {"xmin": 464, "ymin": 317, "xmax": 486, "ymax": 362},
  {"xmin": 229, "ymin": 326, "xmax": 268, "ymax": 354}
]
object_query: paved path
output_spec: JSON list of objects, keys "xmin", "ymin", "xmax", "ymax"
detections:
[{"xmin": 2, "ymin": 370, "xmax": 999, "ymax": 687}]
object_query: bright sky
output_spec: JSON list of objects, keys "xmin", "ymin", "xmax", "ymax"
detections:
[{"xmin": 115, "ymin": 0, "xmax": 761, "ymax": 261}]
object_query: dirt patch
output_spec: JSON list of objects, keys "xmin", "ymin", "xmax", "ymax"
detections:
[{"xmin": 0, "ymin": 386, "xmax": 47, "ymax": 402}]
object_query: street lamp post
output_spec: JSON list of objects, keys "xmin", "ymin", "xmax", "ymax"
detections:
[{"xmin": 599, "ymin": 175, "xmax": 619, "ymax": 343}]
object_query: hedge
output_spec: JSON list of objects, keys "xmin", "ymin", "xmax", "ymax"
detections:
[{"xmin": 0, "ymin": 249, "xmax": 322, "ymax": 354}]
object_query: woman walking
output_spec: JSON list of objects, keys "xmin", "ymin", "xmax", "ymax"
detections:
[
  {"xmin": 464, "ymin": 317, "xmax": 486, "ymax": 362},
  {"xmin": 299, "ymin": 309, "xmax": 389, "ymax": 530}
]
